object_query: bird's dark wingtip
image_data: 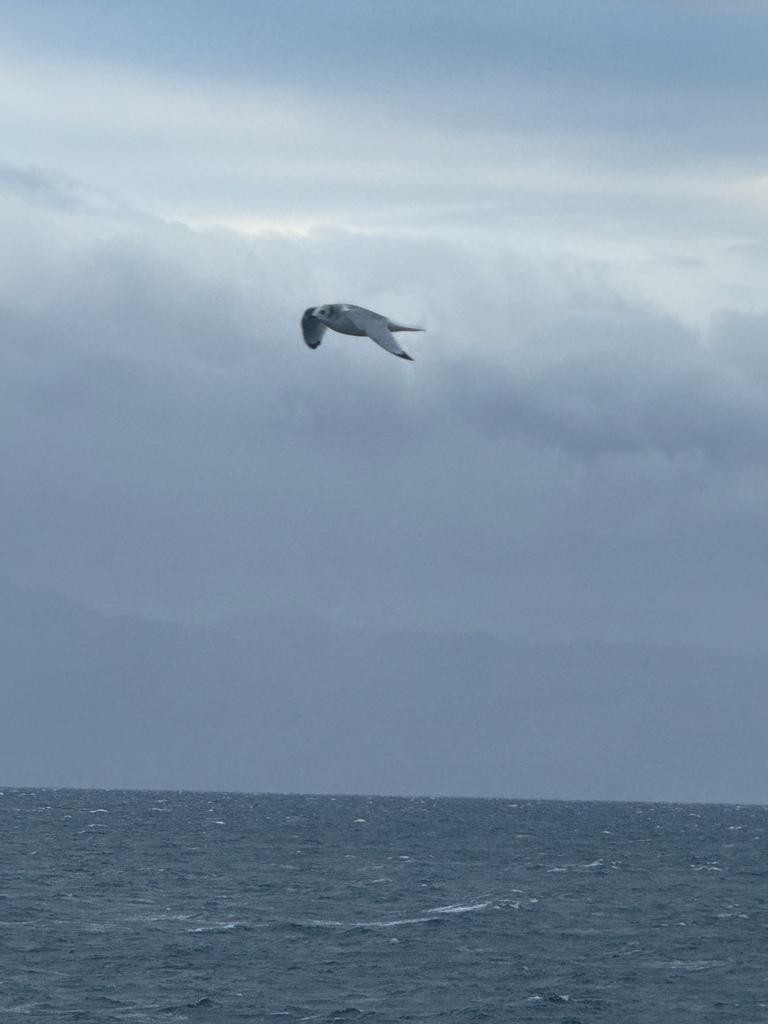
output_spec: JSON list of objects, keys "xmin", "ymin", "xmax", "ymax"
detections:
[{"xmin": 398, "ymin": 352, "xmax": 414, "ymax": 361}]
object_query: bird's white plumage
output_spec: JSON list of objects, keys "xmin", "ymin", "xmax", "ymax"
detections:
[{"xmin": 343, "ymin": 306, "xmax": 412, "ymax": 359}]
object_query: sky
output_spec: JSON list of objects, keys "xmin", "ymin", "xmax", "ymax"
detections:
[{"xmin": 2, "ymin": 1, "xmax": 768, "ymax": 797}]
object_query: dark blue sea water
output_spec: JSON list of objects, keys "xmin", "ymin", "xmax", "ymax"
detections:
[{"xmin": 1, "ymin": 790, "xmax": 766, "ymax": 1022}]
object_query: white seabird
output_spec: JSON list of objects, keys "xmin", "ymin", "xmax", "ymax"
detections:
[{"xmin": 301, "ymin": 303, "xmax": 424, "ymax": 361}]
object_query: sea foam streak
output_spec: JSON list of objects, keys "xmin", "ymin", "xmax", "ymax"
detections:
[
  {"xmin": 428, "ymin": 902, "xmax": 490, "ymax": 914},
  {"xmin": 301, "ymin": 901, "xmax": 490, "ymax": 930}
]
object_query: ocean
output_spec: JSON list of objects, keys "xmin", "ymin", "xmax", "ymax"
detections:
[{"xmin": 1, "ymin": 789, "xmax": 765, "ymax": 1022}]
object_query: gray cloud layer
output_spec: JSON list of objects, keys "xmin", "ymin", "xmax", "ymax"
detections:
[{"xmin": 3, "ymin": 174, "xmax": 768, "ymax": 654}]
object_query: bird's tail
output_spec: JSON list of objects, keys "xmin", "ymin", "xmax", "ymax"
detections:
[{"xmin": 388, "ymin": 321, "xmax": 425, "ymax": 333}]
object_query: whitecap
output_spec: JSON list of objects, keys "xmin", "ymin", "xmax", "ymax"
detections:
[
  {"xmin": 302, "ymin": 915, "xmax": 440, "ymax": 930},
  {"xmin": 188, "ymin": 921, "xmax": 247, "ymax": 933},
  {"xmin": 428, "ymin": 902, "xmax": 489, "ymax": 915},
  {"xmin": 304, "ymin": 901, "xmax": 491, "ymax": 930},
  {"xmin": 145, "ymin": 911, "xmax": 196, "ymax": 923},
  {"xmin": 651, "ymin": 958, "xmax": 727, "ymax": 972}
]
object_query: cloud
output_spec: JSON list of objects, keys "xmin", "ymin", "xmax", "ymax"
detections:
[
  {"xmin": 439, "ymin": 306, "xmax": 768, "ymax": 463},
  {"xmin": 3, "ymin": 1, "xmax": 768, "ymax": 239},
  {"xmin": 0, "ymin": 163, "xmax": 99, "ymax": 212},
  {"xmin": 3, "ymin": 175, "xmax": 768, "ymax": 653}
]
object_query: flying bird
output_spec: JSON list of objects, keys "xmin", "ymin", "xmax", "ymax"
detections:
[{"xmin": 301, "ymin": 303, "xmax": 424, "ymax": 361}]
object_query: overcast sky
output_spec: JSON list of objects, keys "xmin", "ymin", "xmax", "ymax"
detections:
[{"xmin": 3, "ymin": 0, "xmax": 768, "ymax": 663}]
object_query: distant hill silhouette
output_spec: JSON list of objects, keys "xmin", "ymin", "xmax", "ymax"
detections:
[{"xmin": 2, "ymin": 578, "xmax": 766, "ymax": 802}]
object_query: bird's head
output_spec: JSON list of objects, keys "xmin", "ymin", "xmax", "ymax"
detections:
[{"xmin": 301, "ymin": 306, "xmax": 328, "ymax": 349}]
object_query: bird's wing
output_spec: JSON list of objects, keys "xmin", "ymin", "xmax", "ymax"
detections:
[
  {"xmin": 345, "ymin": 307, "xmax": 414, "ymax": 361},
  {"xmin": 301, "ymin": 310, "xmax": 326, "ymax": 349}
]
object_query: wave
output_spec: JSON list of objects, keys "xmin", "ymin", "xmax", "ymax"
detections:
[
  {"xmin": 160, "ymin": 995, "xmax": 216, "ymax": 1014},
  {"xmin": 427, "ymin": 902, "xmax": 490, "ymax": 915},
  {"xmin": 294, "ymin": 915, "xmax": 443, "ymax": 931},
  {"xmin": 294, "ymin": 900, "xmax": 492, "ymax": 932},
  {"xmin": 187, "ymin": 921, "xmax": 254, "ymax": 934},
  {"xmin": 648, "ymin": 958, "xmax": 729, "ymax": 972}
]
